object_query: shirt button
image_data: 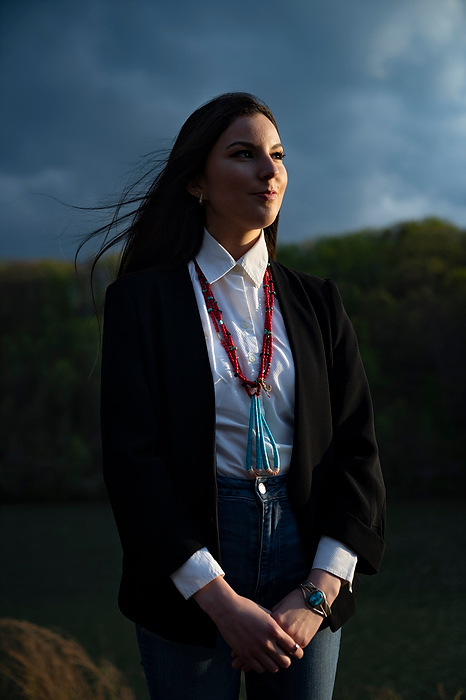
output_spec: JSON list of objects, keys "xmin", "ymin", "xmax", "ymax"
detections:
[
  {"xmin": 242, "ymin": 321, "xmax": 250, "ymax": 329},
  {"xmin": 248, "ymin": 354, "xmax": 256, "ymax": 363},
  {"xmin": 258, "ymin": 483, "xmax": 266, "ymax": 495}
]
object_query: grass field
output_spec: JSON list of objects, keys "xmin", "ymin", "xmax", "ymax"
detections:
[{"xmin": 1, "ymin": 498, "xmax": 465, "ymax": 699}]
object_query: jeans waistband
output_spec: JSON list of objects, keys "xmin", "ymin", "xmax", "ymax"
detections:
[{"xmin": 216, "ymin": 473, "xmax": 289, "ymax": 501}]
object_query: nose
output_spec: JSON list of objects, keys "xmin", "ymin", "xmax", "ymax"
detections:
[{"xmin": 258, "ymin": 153, "xmax": 281, "ymax": 180}]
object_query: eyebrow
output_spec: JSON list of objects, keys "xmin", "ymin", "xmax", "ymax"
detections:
[{"xmin": 226, "ymin": 140, "xmax": 284, "ymax": 150}]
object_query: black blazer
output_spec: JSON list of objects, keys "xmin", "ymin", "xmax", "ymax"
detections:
[{"xmin": 101, "ymin": 261, "xmax": 386, "ymax": 648}]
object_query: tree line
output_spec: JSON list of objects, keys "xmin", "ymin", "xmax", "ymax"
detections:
[{"xmin": 1, "ymin": 217, "xmax": 464, "ymax": 501}]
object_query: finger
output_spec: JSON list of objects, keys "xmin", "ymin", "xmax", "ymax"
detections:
[
  {"xmin": 260, "ymin": 642, "xmax": 291, "ymax": 671},
  {"xmin": 231, "ymin": 645, "xmax": 281, "ymax": 673},
  {"xmin": 233, "ymin": 647, "xmax": 289, "ymax": 673},
  {"xmin": 294, "ymin": 645, "xmax": 304, "ymax": 660},
  {"xmin": 249, "ymin": 658, "xmax": 271, "ymax": 674},
  {"xmin": 275, "ymin": 638, "xmax": 304, "ymax": 662},
  {"xmin": 231, "ymin": 651, "xmax": 274, "ymax": 674},
  {"xmin": 293, "ymin": 643, "xmax": 304, "ymax": 660},
  {"xmin": 286, "ymin": 641, "xmax": 304, "ymax": 660},
  {"xmin": 275, "ymin": 630, "xmax": 302, "ymax": 661},
  {"xmin": 256, "ymin": 656, "xmax": 280, "ymax": 673},
  {"xmin": 231, "ymin": 659, "xmax": 252, "ymax": 673}
]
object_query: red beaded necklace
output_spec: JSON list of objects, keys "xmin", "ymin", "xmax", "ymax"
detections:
[{"xmin": 194, "ymin": 260, "xmax": 280, "ymax": 476}]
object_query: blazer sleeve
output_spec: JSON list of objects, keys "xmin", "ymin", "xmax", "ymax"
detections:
[
  {"xmin": 100, "ymin": 279, "xmax": 212, "ymax": 581},
  {"xmin": 319, "ymin": 279, "xmax": 386, "ymax": 575}
]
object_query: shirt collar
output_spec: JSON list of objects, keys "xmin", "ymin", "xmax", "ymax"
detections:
[{"xmin": 195, "ymin": 229, "xmax": 269, "ymax": 288}]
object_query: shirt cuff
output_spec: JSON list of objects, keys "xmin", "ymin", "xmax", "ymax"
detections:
[
  {"xmin": 170, "ymin": 547, "xmax": 225, "ymax": 599},
  {"xmin": 311, "ymin": 536, "xmax": 358, "ymax": 591}
]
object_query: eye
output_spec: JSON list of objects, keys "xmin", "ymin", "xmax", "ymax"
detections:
[
  {"xmin": 230, "ymin": 149, "xmax": 254, "ymax": 159},
  {"xmin": 272, "ymin": 151, "xmax": 286, "ymax": 160}
]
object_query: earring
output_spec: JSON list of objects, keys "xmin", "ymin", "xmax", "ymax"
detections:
[{"xmin": 198, "ymin": 192, "xmax": 203, "ymax": 205}]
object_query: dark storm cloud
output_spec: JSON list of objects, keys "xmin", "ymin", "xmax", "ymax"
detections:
[{"xmin": 1, "ymin": 0, "xmax": 465, "ymax": 258}]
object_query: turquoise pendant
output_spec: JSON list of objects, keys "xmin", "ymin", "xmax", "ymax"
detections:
[{"xmin": 246, "ymin": 394, "xmax": 280, "ymax": 476}]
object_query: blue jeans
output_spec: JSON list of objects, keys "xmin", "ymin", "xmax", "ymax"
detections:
[{"xmin": 136, "ymin": 475, "xmax": 341, "ymax": 699}]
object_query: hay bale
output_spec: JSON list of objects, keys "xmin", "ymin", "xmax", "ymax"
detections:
[{"xmin": 0, "ymin": 619, "xmax": 135, "ymax": 700}]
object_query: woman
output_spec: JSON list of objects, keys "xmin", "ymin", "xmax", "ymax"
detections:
[{"xmin": 95, "ymin": 92, "xmax": 385, "ymax": 699}]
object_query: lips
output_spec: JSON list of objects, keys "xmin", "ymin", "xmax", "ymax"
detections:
[{"xmin": 253, "ymin": 190, "xmax": 278, "ymax": 201}]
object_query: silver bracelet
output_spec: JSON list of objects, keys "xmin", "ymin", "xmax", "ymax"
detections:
[{"xmin": 299, "ymin": 581, "xmax": 332, "ymax": 618}]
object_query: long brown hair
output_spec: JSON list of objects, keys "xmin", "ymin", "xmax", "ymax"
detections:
[{"xmin": 76, "ymin": 92, "xmax": 281, "ymax": 279}]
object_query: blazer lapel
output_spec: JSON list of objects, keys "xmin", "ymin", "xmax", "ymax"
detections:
[
  {"xmin": 271, "ymin": 263, "xmax": 332, "ymax": 499},
  {"xmin": 159, "ymin": 266, "xmax": 216, "ymax": 442}
]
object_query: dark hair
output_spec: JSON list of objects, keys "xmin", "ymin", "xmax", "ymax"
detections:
[{"xmin": 76, "ymin": 92, "xmax": 281, "ymax": 279}]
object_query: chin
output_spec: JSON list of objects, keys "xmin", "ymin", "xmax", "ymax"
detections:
[
  {"xmin": 261, "ymin": 215, "xmax": 279, "ymax": 229},
  {"xmin": 252, "ymin": 211, "xmax": 280, "ymax": 229}
]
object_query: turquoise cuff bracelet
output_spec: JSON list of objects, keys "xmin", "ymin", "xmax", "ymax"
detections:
[{"xmin": 299, "ymin": 580, "xmax": 332, "ymax": 618}]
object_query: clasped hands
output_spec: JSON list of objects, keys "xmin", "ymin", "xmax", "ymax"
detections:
[{"xmin": 194, "ymin": 569, "xmax": 341, "ymax": 675}]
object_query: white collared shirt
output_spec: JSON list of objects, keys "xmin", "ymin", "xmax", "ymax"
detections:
[
  {"xmin": 171, "ymin": 231, "xmax": 357, "ymax": 598},
  {"xmin": 189, "ymin": 227, "xmax": 295, "ymax": 477}
]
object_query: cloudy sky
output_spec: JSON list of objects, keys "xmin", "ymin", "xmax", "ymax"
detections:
[{"xmin": 1, "ymin": 0, "xmax": 466, "ymax": 259}]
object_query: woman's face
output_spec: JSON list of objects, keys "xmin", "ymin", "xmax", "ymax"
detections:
[{"xmin": 195, "ymin": 113, "xmax": 288, "ymax": 247}]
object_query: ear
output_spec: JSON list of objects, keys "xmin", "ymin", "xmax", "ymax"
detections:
[{"xmin": 186, "ymin": 178, "xmax": 204, "ymax": 199}]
